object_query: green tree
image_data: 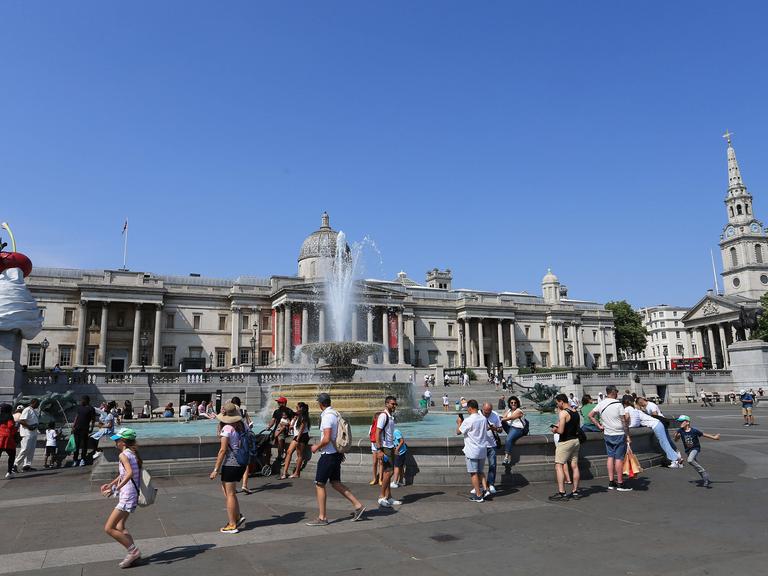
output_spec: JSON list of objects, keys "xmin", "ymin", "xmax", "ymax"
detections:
[
  {"xmin": 605, "ymin": 300, "xmax": 647, "ymax": 358},
  {"xmin": 751, "ymin": 293, "xmax": 768, "ymax": 341}
]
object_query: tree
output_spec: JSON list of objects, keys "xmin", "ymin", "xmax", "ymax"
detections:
[
  {"xmin": 605, "ymin": 300, "xmax": 647, "ymax": 358},
  {"xmin": 750, "ymin": 293, "xmax": 768, "ymax": 342}
]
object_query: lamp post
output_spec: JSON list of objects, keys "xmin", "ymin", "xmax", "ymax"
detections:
[
  {"xmin": 209, "ymin": 352, "xmax": 214, "ymax": 372},
  {"xmin": 140, "ymin": 332, "xmax": 149, "ymax": 372},
  {"xmin": 250, "ymin": 321, "xmax": 258, "ymax": 372},
  {"xmin": 663, "ymin": 345, "xmax": 669, "ymax": 370},
  {"xmin": 40, "ymin": 337, "xmax": 49, "ymax": 371},
  {"xmin": 458, "ymin": 322, "xmax": 466, "ymax": 371}
]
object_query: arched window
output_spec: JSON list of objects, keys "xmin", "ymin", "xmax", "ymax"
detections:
[
  {"xmin": 730, "ymin": 206, "xmax": 735, "ymax": 217},
  {"xmin": 746, "ymin": 203, "xmax": 751, "ymax": 214},
  {"xmin": 737, "ymin": 204, "xmax": 743, "ymax": 215},
  {"xmin": 756, "ymin": 244, "xmax": 763, "ymax": 264},
  {"xmin": 731, "ymin": 247, "xmax": 738, "ymax": 267}
]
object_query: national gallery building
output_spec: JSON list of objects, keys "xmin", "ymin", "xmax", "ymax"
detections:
[{"xmin": 21, "ymin": 213, "xmax": 616, "ymax": 374}]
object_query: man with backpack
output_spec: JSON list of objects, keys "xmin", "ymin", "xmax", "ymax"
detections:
[
  {"xmin": 374, "ymin": 396, "xmax": 401, "ymax": 508},
  {"xmin": 307, "ymin": 393, "xmax": 366, "ymax": 526}
]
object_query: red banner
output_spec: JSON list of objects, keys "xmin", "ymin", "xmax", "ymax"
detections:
[
  {"xmin": 388, "ymin": 313, "xmax": 398, "ymax": 350},
  {"xmin": 292, "ymin": 310, "xmax": 302, "ymax": 347},
  {"xmin": 271, "ymin": 309, "xmax": 276, "ymax": 354}
]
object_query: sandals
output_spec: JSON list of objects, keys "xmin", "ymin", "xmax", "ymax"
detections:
[
  {"xmin": 289, "ymin": 474, "xmax": 300, "ymax": 479},
  {"xmin": 279, "ymin": 474, "xmax": 288, "ymax": 480},
  {"xmin": 240, "ymin": 488, "xmax": 254, "ymax": 495}
]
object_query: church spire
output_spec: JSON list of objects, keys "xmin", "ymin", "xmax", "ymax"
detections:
[{"xmin": 724, "ymin": 130, "xmax": 746, "ymax": 195}]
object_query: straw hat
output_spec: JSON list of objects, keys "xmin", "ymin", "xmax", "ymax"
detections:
[{"xmin": 216, "ymin": 402, "xmax": 243, "ymax": 424}]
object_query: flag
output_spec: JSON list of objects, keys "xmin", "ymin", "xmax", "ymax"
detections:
[{"xmin": 122, "ymin": 219, "xmax": 128, "ymax": 234}]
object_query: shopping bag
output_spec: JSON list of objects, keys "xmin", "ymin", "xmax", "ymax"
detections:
[
  {"xmin": 65, "ymin": 434, "xmax": 76, "ymax": 454},
  {"xmin": 622, "ymin": 447, "xmax": 643, "ymax": 478}
]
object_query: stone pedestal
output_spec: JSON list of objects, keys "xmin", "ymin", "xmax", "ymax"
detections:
[
  {"xmin": 727, "ymin": 340, "xmax": 768, "ymax": 390},
  {"xmin": 0, "ymin": 331, "xmax": 22, "ymax": 404}
]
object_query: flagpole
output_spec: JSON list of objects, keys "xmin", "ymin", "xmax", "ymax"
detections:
[
  {"xmin": 122, "ymin": 220, "xmax": 128, "ymax": 270},
  {"xmin": 710, "ymin": 249, "xmax": 719, "ymax": 295}
]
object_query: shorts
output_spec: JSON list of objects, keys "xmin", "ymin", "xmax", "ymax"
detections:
[
  {"xmin": 604, "ymin": 434, "xmax": 628, "ymax": 460},
  {"xmin": 220, "ymin": 464, "xmax": 247, "ymax": 483},
  {"xmin": 554, "ymin": 438, "xmax": 580, "ymax": 465},
  {"xmin": 394, "ymin": 452, "xmax": 407, "ymax": 468},
  {"xmin": 45, "ymin": 446, "xmax": 56, "ymax": 456},
  {"xmin": 465, "ymin": 457, "xmax": 486, "ymax": 474},
  {"xmin": 380, "ymin": 447, "xmax": 394, "ymax": 470},
  {"xmin": 315, "ymin": 453, "xmax": 343, "ymax": 485},
  {"xmin": 742, "ymin": 406, "xmax": 753, "ymax": 415},
  {"xmin": 115, "ymin": 501, "xmax": 137, "ymax": 513},
  {"xmin": 295, "ymin": 433, "xmax": 310, "ymax": 444}
]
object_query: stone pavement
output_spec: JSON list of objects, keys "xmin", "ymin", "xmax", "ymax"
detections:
[{"xmin": 1, "ymin": 403, "xmax": 766, "ymax": 576}]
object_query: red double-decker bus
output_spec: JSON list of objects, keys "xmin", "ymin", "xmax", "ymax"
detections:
[{"xmin": 670, "ymin": 357, "xmax": 706, "ymax": 371}]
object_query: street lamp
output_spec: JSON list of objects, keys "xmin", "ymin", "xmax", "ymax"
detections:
[
  {"xmin": 140, "ymin": 332, "xmax": 149, "ymax": 372},
  {"xmin": 40, "ymin": 338, "xmax": 49, "ymax": 371},
  {"xmin": 458, "ymin": 322, "xmax": 466, "ymax": 371},
  {"xmin": 209, "ymin": 352, "xmax": 214, "ymax": 372},
  {"xmin": 663, "ymin": 345, "xmax": 669, "ymax": 370},
  {"xmin": 250, "ymin": 321, "xmax": 258, "ymax": 372}
]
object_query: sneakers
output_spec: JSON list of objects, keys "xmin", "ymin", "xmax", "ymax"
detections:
[
  {"xmin": 548, "ymin": 492, "xmax": 568, "ymax": 501},
  {"xmin": 607, "ymin": 480, "xmax": 617, "ymax": 490},
  {"xmin": 21, "ymin": 466, "xmax": 35, "ymax": 472},
  {"xmin": 469, "ymin": 488, "xmax": 476, "ymax": 495},
  {"xmin": 236, "ymin": 514, "xmax": 246, "ymax": 528},
  {"xmin": 483, "ymin": 490, "xmax": 491, "ymax": 499},
  {"xmin": 669, "ymin": 461, "xmax": 681, "ymax": 469},
  {"xmin": 390, "ymin": 482, "xmax": 399, "ymax": 488},
  {"xmin": 488, "ymin": 485, "xmax": 497, "ymax": 495},
  {"xmin": 387, "ymin": 498, "xmax": 402, "ymax": 506},
  {"xmin": 378, "ymin": 498, "xmax": 393, "ymax": 508},
  {"xmin": 4, "ymin": 472, "xmax": 12, "ymax": 479},
  {"xmin": 351, "ymin": 506, "xmax": 366, "ymax": 522},
  {"xmin": 305, "ymin": 518, "xmax": 329, "ymax": 526},
  {"xmin": 469, "ymin": 494, "xmax": 485, "ymax": 503},
  {"xmin": 744, "ymin": 423, "xmax": 751, "ymax": 426},
  {"xmin": 703, "ymin": 480, "xmax": 712, "ymax": 487},
  {"xmin": 79, "ymin": 459, "xmax": 86, "ymax": 467},
  {"xmin": 118, "ymin": 547, "xmax": 141, "ymax": 568},
  {"xmin": 502, "ymin": 455, "xmax": 511, "ymax": 465},
  {"xmin": 92, "ymin": 451, "xmax": 102, "ymax": 460},
  {"xmin": 616, "ymin": 484, "xmax": 633, "ymax": 492},
  {"xmin": 219, "ymin": 524, "xmax": 239, "ymax": 534}
]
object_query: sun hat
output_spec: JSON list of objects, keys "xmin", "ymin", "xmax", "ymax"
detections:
[
  {"xmin": 676, "ymin": 415, "xmax": 691, "ymax": 422},
  {"xmin": 216, "ymin": 402, "xmax": 243, "ymax": 424},
  {"xmin": 110, "ymin": 428, "xmax": 137, "ymax": 441},
  {"xmin": 277, "ymin": 396, "xmax": 288, "ymax": 404}
]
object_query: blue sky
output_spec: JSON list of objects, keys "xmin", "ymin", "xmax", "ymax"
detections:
[{"xmin": 2, "ymin": 1, "xmax": 768, "ymax": 308}]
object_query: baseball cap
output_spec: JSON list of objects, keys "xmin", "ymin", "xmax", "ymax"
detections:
[
  {"xmin": 277, "ymin": 396, "xmax": 288, "ymax": 404},
  {"xmin": 676, "ymin": 415, "xmax": 691, "ymax": 422},
  {"xmin": 111, "ymin": 428, "xmax": 137, "ymax": 441}
]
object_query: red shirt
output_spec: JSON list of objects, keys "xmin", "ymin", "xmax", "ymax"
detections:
[{"xmin": 0, "ymin": 420, "xmax": 17, "ymax": 450}]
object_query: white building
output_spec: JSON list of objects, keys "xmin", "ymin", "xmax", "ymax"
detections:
[
  {"xmin": 639, "ymin": 305, "xmax": 692, "ymax": 370},
  {"xmin": 21, "ymin": 213, "xmax": 617, "ymax": 374}
]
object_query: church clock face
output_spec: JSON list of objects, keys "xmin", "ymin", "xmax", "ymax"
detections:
[
  {"xmin": 751, "ymin": 223, "xmax": 761, "ymax": 233},
  {"xmin": 726, "ymin": 226, "xmax": 736, "ymax": 237}
]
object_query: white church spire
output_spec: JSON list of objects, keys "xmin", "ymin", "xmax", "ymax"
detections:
[{"xmin": 724, "ymin": 130, "xmax": 746, "ymax": 196}]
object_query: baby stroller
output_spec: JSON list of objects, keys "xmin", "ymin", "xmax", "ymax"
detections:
[{"xmin": 247, "ymin": 428, "xmax": 274, "ymax": 477}]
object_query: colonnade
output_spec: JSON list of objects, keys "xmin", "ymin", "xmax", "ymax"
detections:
[{"xmin": 690, "ymin": 322, "xmax": 746, "ymax": 369}]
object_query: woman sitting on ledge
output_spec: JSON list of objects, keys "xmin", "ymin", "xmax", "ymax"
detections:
[{"xmin": 162, "ymin": 403, "xmax": 175, "ymax": 418}]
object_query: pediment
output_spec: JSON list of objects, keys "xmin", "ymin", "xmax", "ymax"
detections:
[{"xmin": 682, "ymin": 294, "xmax": 743, "ymax": 323}]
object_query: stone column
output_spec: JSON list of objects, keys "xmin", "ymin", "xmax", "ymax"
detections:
[
  {"xmin": 508, "ymin": 320, "xmax": 518, "ymax": 367},
  {"xmin": 706, "ymin": 325, "xmax": 717, "ymax": 368},
  {"xmin": 351, "ymin": 306, "xmax": 358, "ymax": 342},
  {"xmin": 274, "ymin": 307, "xmax": 282, "ymax": 364},
  {"xmin": 366, "ymin": 309, "xmax": 374, "ymax": 343},
  {"xmin": 599, "ymin": 326, "xmax": 607, "ymax": 368},
  {"xmin": 153, "ymin": 304, "xmax": 162, "ymax": 367},
  {"xmin": 75, "ymin": 300, "xmax": 87, "ymax": 366},
  {"xmin": 382, "ymin": 309, "xmax": 390, "ymax": 365},
  {"xmin": 718, "ymin": 323, "xmax": 730, "ymax": 369},
  {"xmin": 230, "ymin": 306, "xmax": 240, "ymax": 366},
  {"xmin": 301, "ymin": 306, "xmax": 309, "ymax": 345},
  {"xmin": 571, "ymin": 323, "xmax": 580, "ymax": 367},
  {"xmin": 497, "ymin": 320, "xmax": 506, "ymax": 367},
  {"xmin": 695, "ymin": 328, "xmax": 705, "ymax": 358},
  {"xmin": 98, "ymin": 303, "xmax": 109, "ymax": 366},
  {"xmin": 284, "ymin": 304, "xmax": 292, "ymax": 364},
  {"xmin": 557, "ymin": 323, "xmax": 565, "ymax": 366},
  {"xmin": 397, "ymin": 309, "xmax": 405, "ymax": 365},
  {"xmin": 131, "ymin": 305, "xmax": 142, "ymax": 368},
  {"xmin": 548, "ymin": 321, "xmax": 557, "ymax": 368},
  {"xmin": 684, "ymin": 330, "xmax": 693, "ymax": 357},
  {"xmin": 463, "ymin": 319, "xmax": 472, "ymax": 367},
  {"xmin": 478, "ymin": 320, "xmax": 485, "ymax": 368},
  {"xmin": 318, "ymin": 307, "xmax": 326, "ymax": 343}
]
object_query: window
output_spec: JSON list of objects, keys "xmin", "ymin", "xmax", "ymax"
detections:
[
  {"xmin": 117, "ymin": 311, "xmax": 126, "ymax": 327},
  {"xmin": 216, "ymin": 349, "xmax": 227, "ymax": 368},
  {"xmin": 162, "ymin": 347, "xmax": 175, "ymax": 368},
  {"xmin": 88, "ymin": 310, "xmax": 100, "ymax": 328},
  {"xmin": 524, "ymin": 325, "xmax": 530, "ymax": 337},
  {"xmin": 428, "ymin": 350, "xmax": 439, "ymax": 365},
  {"xmin": 218, "ymin": 315, "xmax": 227, "ymax": 331},
  {"xmin": 448, "ymin": 323, "xmax": 454, "ymax": 337},
  {"xmin": 260, "ymin": 350, "xmax": 270, "ymax": 366},
  {"xmin": 677, "ymin": 344, "xmax": 684, "ymax": 356},
  {"xmin": 737, "ymin": 204, "xmax": 743, "ymax": 215},
  {"xmin": 447, "ymin": 351, "xmax": 457, "ymax": 368},
  {"xmin": 673, "ymin": 311, "xmax": 677, "ymax": 317},
  {"xmin": 63, "ymin": 309, "xmax": 75, "ymax": 326},
  {"xmin": 59, "ymin": 346, "xmax": 73, "ymax": 367},
  {"xmin": 674, "ymin": 321, "xmax": 679, "ymax": 326},
  {"xmin": 541, "ymin": 352, "xmax": 549, "ymax": 367},
  {"xmin": 660, "ymin": 321, "xmax": 666, "ymax": 327},
  {"xmin": 239, "ymin": 348, "xmax": 250, "ymax": 365},
  {"xmin": 658, "ymin": 311, "xmax": 665, "ymax": 318},
  {"xmin": 262, "ymin": 313, "xmax": 272, "ymax": 330},
  {"xmin": 241, "ymin": 314, "xmax": 250, "ymax": 330},
  {"xmin": 676, "ymin": 331, "xmax": 681, "ymax": 338},
  {"xmin": 28, "ymin": 346, "xmax": 41, "ymax": 367},
  {"xmin": 525, "ymin": 351, "xmax": 534, "ymax": 367},
  {"xmin": 86, "ymin": 347, "xmax": 96, "ymax": 366},
  {"xmin": 756, "ymin": 244, "xmax": 764, "ymax": 264},
  {"xmin": 165, "ymin": 313, "xmax": 175, "ymax": 329},
  {"xmin": 429, "ymin": 322, "xmax": 436, "ymax": 337},
  {"xmin": 692, "ymin": 344, "xmax": 698, "ymax": 355},
  {"xmin": 539, "ymin": 326, "xmax": 545, "ymax": 339},
  {"xmin": 193, "ymin": 314, "xmax": 201, "ymax": 330},
  {"xmin": 563, "ymin": 327, "xmax": 569, "ymax": 339},
  {"xmin": 189, "ymin": 347, "xmax": 203, "ymax": 358},
  {"xmin": 661, "ymin": 332, "xmax": 667, "ymax": 340},
  {"xmin": 592, "ymin": 330, "xmax": 597, "ymax": 341},
  {"xmin": 731, "ymin": 247, "xmax": 738, "ymax": 267}
]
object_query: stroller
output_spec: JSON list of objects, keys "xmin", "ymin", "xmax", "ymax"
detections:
[{"xmin": 247, "ymin": 428, "xmax": 274, "ymax": 477}]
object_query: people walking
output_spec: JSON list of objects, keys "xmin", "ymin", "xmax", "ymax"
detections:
[
  {"xmin": 549, "ymin": 394, "xmax": 582, "ymax": 500},
  {"xmin": 501, "ymin": 396, "xmax": 526, "ymax": 465},
  {"xmin": 589, "ymin": 385, "xmax": 633, "ymax": 491},
  {"xmin": 674, "ymin": 415, "xmax": 720, "ymax": 487},
  {"xmin": 739, "ymin": 389, "xmax": 755, "ymax": 426},
  {"xmin": 72, "ymin": 395, "xmax": 96, "ymax": 467},
  {"xmin": 307, "ymin": 393, "xmax": 365, "ymax": 526},
  {"xmin": 375, "ymin": 396, "xmax": 401, "ymax": 508},
  {"xmin": 209, "ymin": 403, "xmax": 247, "ymax": 534},
  {"xmin": 457, "ymin": 399, "xmax": 487, "ymax": 502},
  {"xmin": 700, "ymin": 389, "xmax": 712, "ymax": 407},
  {"xmin": 14, "ymin": 398, "xmax": 40, "ymax": 472},
  {"xmin": 282, "ymin": 402, "xmax": 310, "ymax": 479},
  {"xmin": 0, "ymin": 404, "xmax": 17, "ymax": 479},
  {"xmin": 101, "ymin": 428, "xmax": 142, "ymax": 568},
  {"xmin": 480, "ymin": 402, "xmax": 503, "ymax": 496}
]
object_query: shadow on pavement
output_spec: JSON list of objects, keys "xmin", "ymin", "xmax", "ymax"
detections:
[
  {"xmin": 147, "ymin": 544, "xmax": 216, "ymax": 565},
  {"xmin": 252, "ymin": 482, "xmax": 292, "ymax": 492},
  {"xmin": 246, "ymin": 511, "xmax": 306, "ymax": 529},
  {"xmin": 401, "ymin": 491, "xmax": 444, "ymax": 504}
]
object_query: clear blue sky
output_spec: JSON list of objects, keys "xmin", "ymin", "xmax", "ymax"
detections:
[{"xmin": 3, "ymin": 1, "xmax": 767, "ymax": 308}]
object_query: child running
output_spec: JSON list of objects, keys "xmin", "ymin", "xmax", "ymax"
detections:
[
  {"xmin": 100, "ymin": 428, "xmax": 142, "ymax": 568},
  {"xmin": 673, "ymin": 415, "xmax": 720, "ymax": 487}
]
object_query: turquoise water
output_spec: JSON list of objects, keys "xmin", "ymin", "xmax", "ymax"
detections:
[{"xmin": 128, "ymin": 411, "xmax": 555, "ymax": 439}]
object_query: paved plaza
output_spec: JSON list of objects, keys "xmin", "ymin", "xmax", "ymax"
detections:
[{"xmin": 0, "ymin": 404, "xmax": 766, "ymax": 575}]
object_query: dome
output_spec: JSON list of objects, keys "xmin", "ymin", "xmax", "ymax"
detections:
[
  {"xmin": 298, "ymin": 212, "xmax": 344, "ymax": 262},
  {"xmin": 542, "ymin": 268, "xmax": 559, "ymax": 284}
]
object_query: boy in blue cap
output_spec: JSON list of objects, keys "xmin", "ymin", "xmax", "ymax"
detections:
[{"xmin": 673, "ymin": 415, "xmax": 720, "ymax": 487}]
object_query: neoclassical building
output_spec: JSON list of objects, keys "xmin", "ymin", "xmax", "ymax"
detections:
[
  {"xmin": 682, "ymin": 134, "xmax": 767, "ymax": 368},
  {"xmin": 21, "ymin": 213, "xmax": 616, "ymax": 373}
]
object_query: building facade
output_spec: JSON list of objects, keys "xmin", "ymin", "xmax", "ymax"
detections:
[
  {"xmin": 21, "ymin": 214, "xmax": 617, "ymax": 373},
  {"xmin": 639, "ymin": 305, "xmax": 692, "ymax": 370}
]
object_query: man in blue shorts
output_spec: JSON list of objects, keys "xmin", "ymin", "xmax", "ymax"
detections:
[
  {"xmin": 739, "ymin": 389, "xmax": 755, "ymax": 426},
  {"xmin": 307, "ymin": 393, "xmax": 366, "ymax": 526},
  {"xmin": 589, "ymin": 385, "xmax": 633, "ymax": 491}
]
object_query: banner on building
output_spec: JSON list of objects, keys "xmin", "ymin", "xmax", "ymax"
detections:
[
  {"xmin": 292, "ymin": 310, "xmax": 302, "ymax": 346},
  {"xmin": 389, "ymin": 312, "xmax": 398, "ymax": 350}
]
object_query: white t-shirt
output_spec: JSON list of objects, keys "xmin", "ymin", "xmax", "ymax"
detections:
[
  {"xmin": 459, "ymin": 412, "xmax": 488, "ymax": 459},
  {"xmin": 319, "ymin": 407, "xmax": 338, "ymax": 454},
  {"xmin": 180, "ymin": 405, "xmax": 191, "ymax": 418},
  {"xmin": 633, "ymin": 407, "xmax": 661, "ymax": 429},
  {"xmin": 376, "ymin": 410, "xmax": 396, "ymax": 448},
  {"xmin": 220, "ymin": 424, "xmax": 242, "ymax": 466},
  {"xmin": 46, "ymin": 429, "xmax": 57, "ymax": 447},
  {"xmin": 19, "ymin": 406, "xmax": 39, "ymax": 437},
  {"xmin": 592, "ymin": 398, "xmax": 626, "ymax": 436},
  {"xmin": 484, "ymin": 411, "xmax": 503, "ymax": 448},
  {"xmin": 625, "ymin": 406, "xmax": 642, "ymax": 428},
  {"xmin": 424, "ymin": 389, "xmax": 432, "ymax": 399},
  {"xmin": 644, "ymin": 401, "xmax": 664, "ymax": 417},
  {"xmin": 504, "ymin": 408, "xmax": 525, "ymax": 429},
  {"xmin": 442, "ymin": 395, "xmax": 449, "ymax": 405}
]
